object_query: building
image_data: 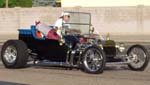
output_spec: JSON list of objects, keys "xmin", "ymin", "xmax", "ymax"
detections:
[{"xmin": 61, "ymin": 0, "xmax": 150, "ymax": 7}]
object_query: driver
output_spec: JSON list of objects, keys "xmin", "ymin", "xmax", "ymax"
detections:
[
  {"xmin": 54, "ymin": 12, "xmax": 81, "ymax": 36},
  {"xmin": 54, "ymin": 12, "xmax": 71, "ymax": 37}
]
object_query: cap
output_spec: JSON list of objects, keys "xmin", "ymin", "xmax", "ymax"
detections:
[{"xmin": 60, "ymin": 12, "xmax": 70, "ymax": 17}]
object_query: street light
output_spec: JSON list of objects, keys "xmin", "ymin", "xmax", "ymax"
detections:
[{"xmin": 5, "ymin": 0, "xmax": 8, "ymax": 8}]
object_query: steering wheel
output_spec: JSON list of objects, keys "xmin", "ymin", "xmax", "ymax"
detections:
[{"xmin": 65, "ymin": 28, "xmax": 81, "ymax": 35}]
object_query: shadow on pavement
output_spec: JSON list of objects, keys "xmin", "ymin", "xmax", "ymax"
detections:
[
  {"xmin": 0, "ymin": 81, "xmax": 29, "ymax": 85},
  {"xmin": 30, "ymin": 63, "xmax": 129, "ymax": 72}
]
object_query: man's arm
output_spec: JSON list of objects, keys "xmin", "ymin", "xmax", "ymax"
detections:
[{"xmin": 54, "ymin": 19, "xmax": 62, "ymax": 29}]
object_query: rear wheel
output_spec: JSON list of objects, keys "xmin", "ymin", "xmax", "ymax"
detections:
[
  {"xmin": 127, "ymin": 45, "xmax": 150, "ymax": 71},
  {"xmin": 81, "ymin": 46, "xmax": 106, "ymax": 74},
  {"xmin": 1, "ymin": 40, "xmax": 29, "ymax": 68}
]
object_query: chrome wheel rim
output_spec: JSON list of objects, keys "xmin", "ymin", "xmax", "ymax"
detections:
[
  {"xmin": 128, "ymin": 47, "xmax": 146, "ymax": 68},
  {"xmin": 84, "ymin": 48, "xmax": 103, "ymax": 72},
  {"xmin": 3, "ymin": 46, "xmax": 17, "ymax": 63}
]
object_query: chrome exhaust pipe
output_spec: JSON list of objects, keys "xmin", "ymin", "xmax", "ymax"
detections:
[
  {"xmin": 34, "ymin": 60, "xmax": 78, "ymax": 67},
  {"xmin": 106, "ymin": 62, "xmax": 130, "ymax": 65}
]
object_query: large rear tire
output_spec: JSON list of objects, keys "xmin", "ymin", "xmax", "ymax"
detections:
[
  {"xmin": 127, "ymin": 45, "xmax": 150, "ymax": 71},
  {"xmin": 81, "ymin": 46, "xmax": 106, "ymax": 74},
  {"xmin": 1, "ymin": 40, "xmax": 29, "ymax": 68}
]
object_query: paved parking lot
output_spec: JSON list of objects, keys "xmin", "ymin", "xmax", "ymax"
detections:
[{"xmin": 0, "ymin": 44, "xmax": 150, "ymax": 85}]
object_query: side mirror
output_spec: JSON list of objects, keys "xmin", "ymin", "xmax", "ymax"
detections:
[{"xmin": 90, "ymin": 26, "xmax": 95, "ymax": 33}]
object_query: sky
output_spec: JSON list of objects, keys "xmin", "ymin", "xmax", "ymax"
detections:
[{"xmin": 62, "ymin": 0, "xmax": 150, "ymax": 7}]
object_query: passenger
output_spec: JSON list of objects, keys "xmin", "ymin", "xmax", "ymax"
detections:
[
  {"xmin": 35, "ymin": 12, "xmax": 71, "ymax": 40},
  {"xmin": 36, "ymin": 21, "xmax": 60, "ymax": 40}
]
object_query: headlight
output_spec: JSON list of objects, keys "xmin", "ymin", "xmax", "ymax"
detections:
[
  {"xmin": 98, "ymin": 44, "xmax": 104, "ymax": 50},
  {"xmin": 116, "ymin": 43, "xmax": 125, "ymax": 52}
]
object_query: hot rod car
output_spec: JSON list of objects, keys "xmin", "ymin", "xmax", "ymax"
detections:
[{"xmin": 1, "ymin": 12, "xmax": 149, "ymax": 74}]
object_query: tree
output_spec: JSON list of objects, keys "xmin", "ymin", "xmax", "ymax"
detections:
[
  {"xmin": 9, "ymin": 0, "xmax": 32, "ymax": 7},
  {"xmin": 0, "ymin": 0, "xmax": 5, "ymax": 8},
  {"xmin": 0, "ymin": 0, "xmax": 32, "ymax": 8},
  {"xmin": 15, "ymin": 0, "xmax": 32, "ymax": 7}
]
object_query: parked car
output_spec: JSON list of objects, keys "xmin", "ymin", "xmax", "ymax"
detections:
[{"xmin": 1, "ymin": 12, "xmax": 149, "ymax": 74}]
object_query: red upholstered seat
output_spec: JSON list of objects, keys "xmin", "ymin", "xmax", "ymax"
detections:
[{"xmin": 47, "ymin": 29, "xmax": 60, "ymax": 40}]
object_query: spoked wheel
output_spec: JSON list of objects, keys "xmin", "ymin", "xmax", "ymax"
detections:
[
  {"xmin": 127, "ymin": 45, "xmax": 150, "ymax": 71},
  {"xmin": 1, "ymin": 40, "xmax": 29, "ymax": 68},
  {"xmin": 81, "ymin": 46, "xmax": 106, "ymax": 74}
]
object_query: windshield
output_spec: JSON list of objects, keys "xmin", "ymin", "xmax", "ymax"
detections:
[{"xmin": 63, "ymin": 12, "xmax": 91, "ymax": 34}]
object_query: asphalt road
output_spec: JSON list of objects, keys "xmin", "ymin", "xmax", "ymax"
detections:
[{"xmin": 0, "ymin": 44, "xmax": 150, "ymax": 85}]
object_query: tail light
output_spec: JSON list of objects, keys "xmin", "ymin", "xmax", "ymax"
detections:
[{"xmin": 79, "ymin": 37, "xmax": 87, "ymax": 43}]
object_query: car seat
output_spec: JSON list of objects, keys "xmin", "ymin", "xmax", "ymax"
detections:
[
  {"xmin": 31, "ymin": 25, "xmax": 45, "ymax": 40},
  {"xmin": 35, "ymin": 30, "xmax": 44, "ymax": 38}
]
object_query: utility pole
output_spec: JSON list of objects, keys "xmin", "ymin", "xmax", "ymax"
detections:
[{"xmin": 5, "ymin": 0, "xmax": 8, "ymax": 8}]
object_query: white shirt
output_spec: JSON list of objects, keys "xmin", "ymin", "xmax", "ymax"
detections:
[
  {"xmin": 54, "ymin": 18, "xmax": 71, "ymax": 37},
  {"xmin": 54, "ymin": 18, "xmax": 71, "ymax": 29}
]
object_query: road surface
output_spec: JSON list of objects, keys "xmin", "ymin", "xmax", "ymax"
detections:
[{"xmin": 0, "ymin": 44, "xmax": 150, "ymax": 85}]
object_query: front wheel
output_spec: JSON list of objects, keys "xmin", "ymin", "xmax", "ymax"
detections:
[
  {"xmin": 81, "ymin": 46, "xmax": 106, "ymax": 74},
  {"xmin": 127, "ymin": 45, "xmax": 150, "ymax": 71}
]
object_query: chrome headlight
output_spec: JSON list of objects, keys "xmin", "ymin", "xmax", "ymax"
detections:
[
  {"xmin": 99, "ymin": 44, "xmax": 104, "ymax": 50},
  {"xmin": 116, "ymin": 43, "xmax": 125, "ymax": 52}
]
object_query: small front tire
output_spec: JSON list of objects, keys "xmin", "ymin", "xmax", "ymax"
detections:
[{"xmin": 127, "ymin": 45, "xmax": 150, "ymax": 71}]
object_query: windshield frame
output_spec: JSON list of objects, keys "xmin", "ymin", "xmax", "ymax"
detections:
[{"xmin": 62, "ymin": 11, "xmax": 92, "ymax": 34}]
